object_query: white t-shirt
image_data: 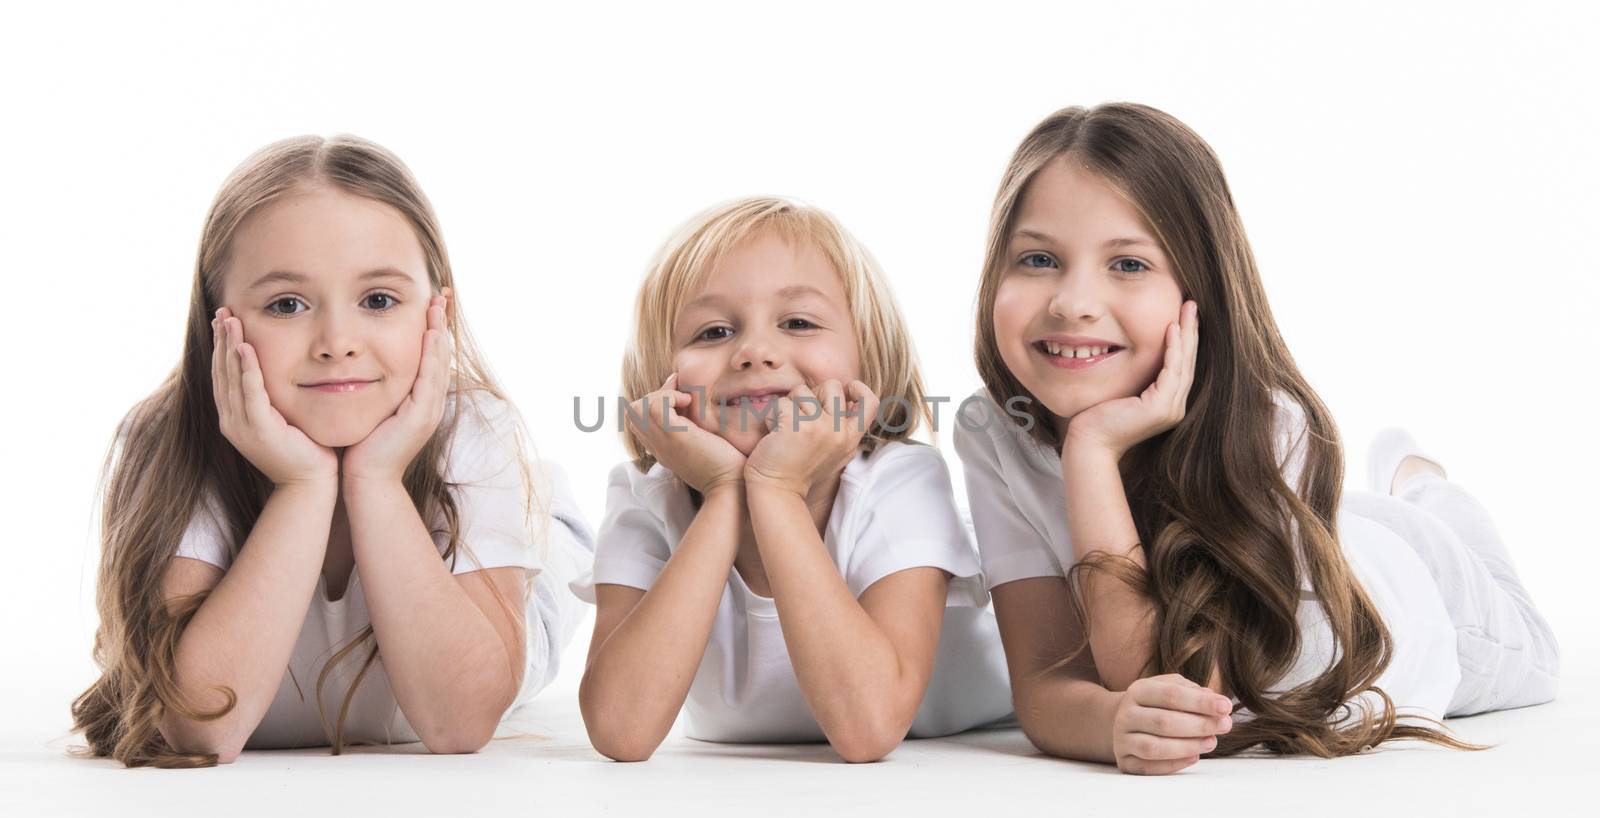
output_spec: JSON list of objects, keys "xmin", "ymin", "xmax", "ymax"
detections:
[
  {"xmin": 569, "ymin": 440, "xmax": 1014, "ymax": 743},
  {"xmin": 952, "ymin": 388, "xmax": 1460, "ymax": 720},
  {"xmin": 174, "ymin": 390, "xmax": 596, "ymax": 749}
]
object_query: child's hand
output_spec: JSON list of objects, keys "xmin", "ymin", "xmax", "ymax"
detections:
[
  {"xmin": 342, "ymin": 291, "xmax": 454, "ymax": 484},
  {"xmin": 211, "ymin": 308, "xmax": 339, "ymax": 487},
  {"xmin": 627, "ymin": 373, "xmax": 747, "ymax": 495},
  {"xmin": 1063, "ymin": 300, "xmax": 1198, "ymax": 461},
  {"xmin": 1110, "ymin": 673, "xmax": 1233, "ymax": 776},
  {"xmin": 744, "ymin": 379, "xmax": 878, "ymax": 499}
]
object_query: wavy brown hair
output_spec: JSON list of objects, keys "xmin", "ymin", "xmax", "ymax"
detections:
[
  {"xmin": 71, "ymin": 135, "xmax": 537, "ymax": 767},
  {"xmin": 974, "ymin": 104, "xmax": 1477, "ymax": 757}
]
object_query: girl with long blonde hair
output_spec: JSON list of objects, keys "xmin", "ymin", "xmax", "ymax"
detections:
[
  {"xmin": 72, "ymin": 134, "xmax": 594, "ymax": 767},
  {"xmin": 573, "ymin": 197, "xmax": 1012, "ymax": 762},
  {"xmin": 955, "ymin": 103, "xmax": 1560, "ymax": 774}
]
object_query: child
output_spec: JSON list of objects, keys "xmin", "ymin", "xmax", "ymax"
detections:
[
  {"xmin": 954, "ymin": 103, "xmax": 1560, "ymax": 775},
  {"xmin": 72, "ymin": 135, "xmax": 595, "ymax": 767},
  {"xmin": 571, "ymin": 197, "xmax": 1012, "ymax": 762}
]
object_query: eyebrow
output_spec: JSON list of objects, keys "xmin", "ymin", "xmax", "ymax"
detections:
[
  {"xmin": 244, "ymin": 267, "xmax": 416, "ymax": 292},
  {"xmin": 682, "ymin": 283, "xmax": 831, "ymax": 312},
  {"xmin": 1012, "ymin": 229, "xmax": 1158, "ymax": 250}
]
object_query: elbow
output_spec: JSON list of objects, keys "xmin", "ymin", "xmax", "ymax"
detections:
[
  {"xmin": 831, "ymin": 730, "xmax": 901, "ymax": 764},
  {"xmin": 578, "ymin": 684, "xmax": 660, "ymax": 762},
  {"xmin": 160, "ymin": 724, "xmax": 248, "ymax": 765},
  {"xmin": 826, "ymin": 712, "xmax": 907, "ymax": 764},
  {"xmin": 579, "ymin": 706, "xmax": 660, "ymax": 762},
  {"xmin": 158, "ymin": 720, "xmax": 248, "ymax": 765},
  {"xmin": 586, "ymin": 728, "xmax": 659, "ymax": 763},
  {"xmin": 1011, "ymin": 687, "xmax": 1064, "ymax": 759},
  {"xmin": 415, "ymin": 708, "xmax": 501, "ymax": 755},
  {"xmin": 419, "ymin": 724, "xmax": 495, "ymax": 755}
]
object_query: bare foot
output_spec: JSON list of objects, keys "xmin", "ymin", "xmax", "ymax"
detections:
[{"xmin": 1390, "ymin": 455, "xmax": 1446, "ymax": 496}]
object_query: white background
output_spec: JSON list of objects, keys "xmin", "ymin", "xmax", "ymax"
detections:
[{"xmin": 2, "ymin": 0, "xmax": 1595, "ymax": 793}]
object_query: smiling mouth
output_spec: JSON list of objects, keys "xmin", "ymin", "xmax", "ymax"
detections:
[
  {"xmin": 1034, "ymin": 341, "xmax": 1124, "ymax": 368},
  {"xmin": 718, "ymin": 390, "xmax": 791, "ymax": 408},
  {"xmin": 1035, "ymin": 340, "xmax": 1123, "ymax": 358},
  {"xmin": 301, "ymin": 379, "xmax": 379, "ymax": 393}
]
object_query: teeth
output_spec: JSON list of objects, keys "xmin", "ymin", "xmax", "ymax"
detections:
[{"xmin": 1041, "ymin": 343, "xmax": 1112, "ymax": 359}]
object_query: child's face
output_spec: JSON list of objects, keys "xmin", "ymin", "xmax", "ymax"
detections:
[
  {"xmin": 670, "ymin": 230, "xmax": 862, "ymax": 456},
  {"xmin": 218, "ymin": 184, "xmax": 432, "ymax": 448},
  {"xmin": 992, "ymin": 160, "xmax": 1185, "ymax": 431}
]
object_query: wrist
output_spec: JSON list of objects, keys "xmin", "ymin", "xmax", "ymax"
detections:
[
  {"xmin": 272, "ymin": 474, "xmax": 340, "ymax": 495},
  {"xmin": 1097, "ymin": 687, "xmax": 1126, "ymax": 763},
  {"xmin": 1059, "ymin": 438, "xmax": 1124, "ymax": 484},
  {"xmin": 340, "ymin": 472, "xmax": 406, "ymax": 498},
  {"xmin": 744, "ymin": 475, "xmax": 807, "ymax": 503}
]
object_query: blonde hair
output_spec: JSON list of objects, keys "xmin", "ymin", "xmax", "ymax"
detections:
[
  {"xmin": 72, "ymin": 134, "xmax": 542, "ymax": 767},
  {"xmin": 620, "ymin": 196, "xmax": 931, "ymax": 473}
]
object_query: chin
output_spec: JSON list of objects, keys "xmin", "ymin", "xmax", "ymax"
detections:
[{"xmin": 290, "ymin": 414, "xmax": 383, "ymax": 449}]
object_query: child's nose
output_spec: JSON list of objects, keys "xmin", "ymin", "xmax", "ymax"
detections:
[
  {"xmin": 1047, "ymin": 270, "xmax": 1108, "ymax": 322},
  {"xmin": 312, "ymin": 312, "xmax": 363, "ymax": 359},
  {"xmin": 732, "ymin": 328, "xmax": 781, "ymax": 370}
]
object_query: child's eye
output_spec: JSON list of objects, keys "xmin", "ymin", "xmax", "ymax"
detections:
[
  {"xmin": 697, "ymin": 326, "xmax": 732, "ymax": 342},
  {"xmin": 363, "ymin": 292, "xmax": 399, "ymax": 312},
  {"xmin": 782, "ymin": 318, "xmax": 817, "ymax": 330},
  {"xmin": 1112, "ymin": 258, "xmax": 1149, "ymax": 275},
  {"xmin": 266, "ymin": 297, "xmax": 306, "ymax": 317},
  {"xmin": 1018, "ymin": 252, "xmax": 1058, "ymax": 270}
]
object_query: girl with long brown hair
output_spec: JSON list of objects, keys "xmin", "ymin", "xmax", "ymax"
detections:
[
  {"xmin": 955, "ymin": 103, "xmax": 1559, "ymax": 775},
  {"xmin": 72, "ymin": 135, "xmax": 595, "ymax": 767}
]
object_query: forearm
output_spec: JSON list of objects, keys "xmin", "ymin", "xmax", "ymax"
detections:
[
  {"xmin": 579, "ymin": 485, "xmax": 743, "ymax": 758},
  {"xmin": 1014, "ymin": 670, "xmax": 1123, "ymax": 763},
  {"xmin": 747, "ymin": 485, "xmax": 917, "ymax": 754},
  {"xmin": 342, "ymin": 477, "xmax": 518, "ymax": 752},
  {"xmin": 160, "ymin": 479, "xmax": 337, "ymax": 759},
  {"xmin": 1060, "ymin": 444, "xmax": 1157, "ymax": 691}
]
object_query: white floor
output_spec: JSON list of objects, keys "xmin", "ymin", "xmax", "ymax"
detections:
[{"xmin": 5, "ymin": 626, "xmax": 1594, "ymax": 818}]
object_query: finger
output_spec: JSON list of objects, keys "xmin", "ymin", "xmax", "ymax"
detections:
[
  {"xmin": 225, "ymin": 318, "xmax": 247, "ymax": 424},
  {"xmin": 1125, "ymin": 732, "xmax": 1218, "ymax": 761},
  {"xmin": 237, "ymin": 342, "xmax": 271, "ymax": 426},
  {"xmin": 625, "ymin": 396, "xmax": 652, "ymax": 439},
  {"xmin": 210, "ymin": 314, "xmax": 226, "ymax": 422},
  {"xmin": 1129, "ymin": 705, "xmax": 1232, "ymax": 738},
  {"xmin": 1142, "ymin": 322, "xmax": 1183, "ymax": 406},
  {"xmin": 663, "ymin": 372, "xmax": 678, "ymax": 391},
  {"xmin": 1179, "ymin": 300, "xmax": 1199, "ymax": 394},
  {"xmin": 430, "ymin": 297, "xmax": 448, "ymax": 333},
  {"xmin": 845, "ymin": 380, "xmax": 879, "ymax": 434},
  {"xmin": 763, "ymin": 396, "xmax": 786, "ymax": 433},
  {"xmin": 815, "ymin": 379, "xmax": 844, "ymax": 421},
  {"xmin": 413, "ymin": 330, "xmax": 443, "ymax": 411},
  {"xmin": 1134, "ymin": 678, "xmax": 1234, "ymax": 716},
  {"xmin": 1121, "ymin": 755, "xmax": 1200, "ymax": 776}
]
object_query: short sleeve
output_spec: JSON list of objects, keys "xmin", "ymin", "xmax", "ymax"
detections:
[
  {"xmin": 952, "ymin": 409, "xmax": 1063, "ymax": 589},
  {"xmin": 568, "ymin": 462, "xmax": 674, "ymax": 604},
  {"xmin": 844, "ymin": 444, "xmax": 990, "ymax": 608},
  {"xmin": 438, "ymin": 393, "xmax": 540, "ymax": 575},
  {"xmin": 174, "ymin": 489, "xmax": 233, "ymax": 570}
]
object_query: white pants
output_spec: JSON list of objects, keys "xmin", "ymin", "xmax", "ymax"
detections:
[{"xmin": 1342, "ymin": 475, "xmax": 1560, "ymax": 716}]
